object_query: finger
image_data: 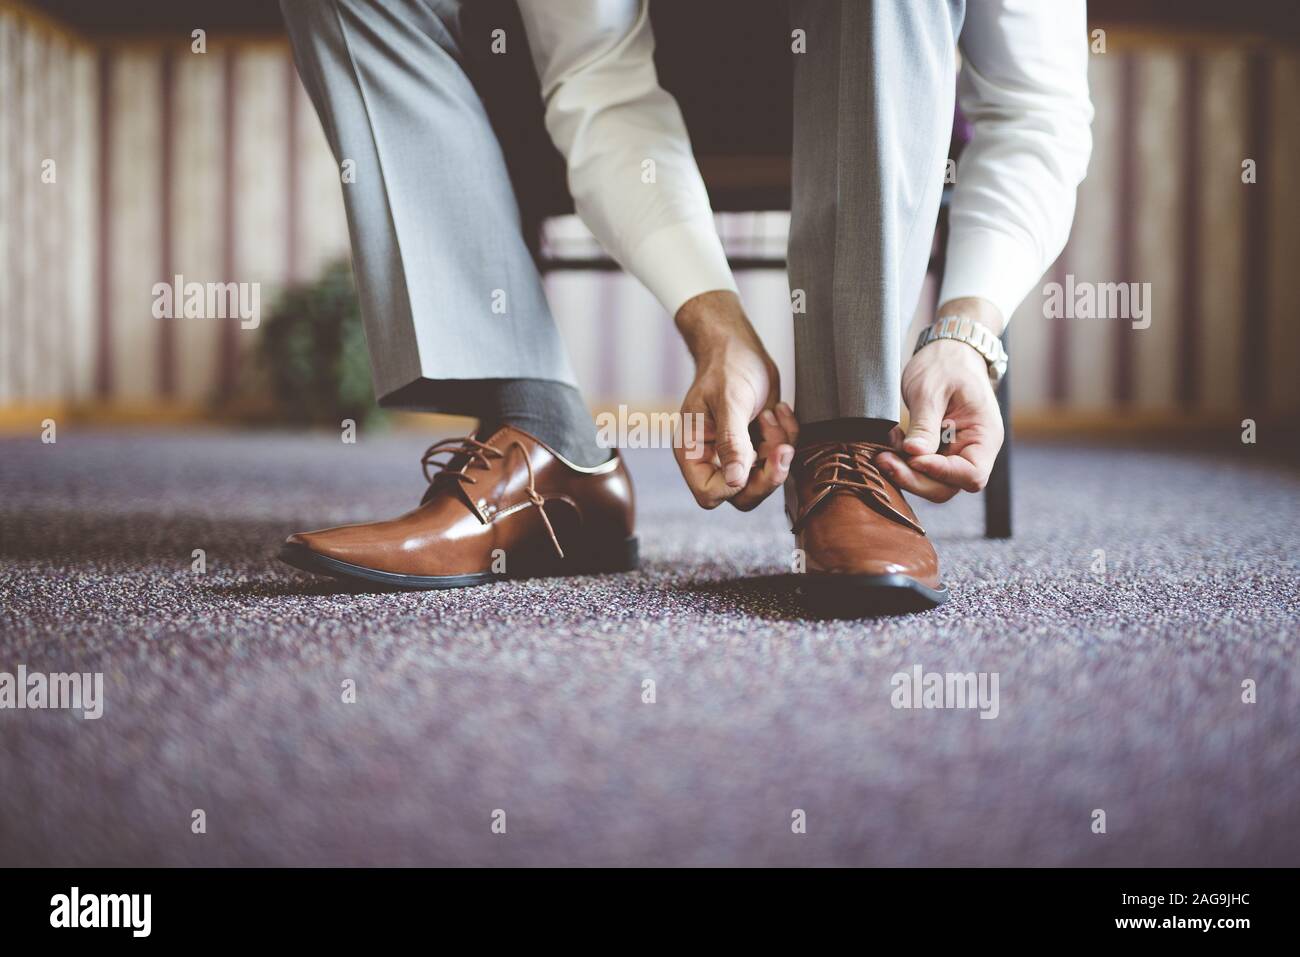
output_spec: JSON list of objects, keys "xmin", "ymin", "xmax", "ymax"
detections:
[
  {"xmin": 729, "ymin": 442, "xmax": 794, "ymax": 511},
  {"xmin": 774, "ymin": 401, "xmax": 800, "ymax": 447},
  {"xmin": 756, "ymin": 407, "xmax": 796, "ymax": 452},
  {"xmin": 729, "ymin": 408, "xmax": 794, "ymax": 511},
  {"xmin": 677, "ymin": 408, "xmax": 713, "ymax": 463},
  {"xmin": 714, "ymin": 395, "xmax": 757, "ymax": 489},
  {"xmin": 901, "ymin": 390, "xmax": 948, "ymax": 456},
  {"xmin": 876, "ymin": 450, "xmax": 958, "ymax": 503},
  {"xmin": 674, "ymin": 410, "xmax": 731, "ymax": 509},
  {"xmin": 908, "ymin": 451, "xmax": 989, "ymax": 493},
  {"xmin": 956, "ymin": 431, "xmax": 1002, "ymax": 485},
  {"xmin": 673, "ymin": 439, "xmax": 732, "ymax": 509},
  {"xmin": 888, "ymin": 424, "xmax": 906, "ymax": 451}
]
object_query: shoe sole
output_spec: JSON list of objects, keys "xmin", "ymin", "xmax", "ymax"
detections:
[
  {"xmin": 798, "ymin": 573, "xmax": 949, "ymax": 618},
  {"xmin": 278, "ymin": 537, "xmax": 639, "ymax": 591}
]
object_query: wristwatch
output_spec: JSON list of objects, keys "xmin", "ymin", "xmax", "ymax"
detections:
[{"xmin": 913, "ymin": 314, "xmax": 1008, "ymax": 386}]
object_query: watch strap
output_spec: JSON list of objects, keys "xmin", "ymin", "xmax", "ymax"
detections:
[{"xmin": 914, "ymin": 315, "xmax": 1008, "ymax": 385}]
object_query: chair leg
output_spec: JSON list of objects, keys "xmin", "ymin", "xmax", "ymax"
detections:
[{"xmin": 984, "ymin": 333, "xmax": 1012, "ymax": 539}]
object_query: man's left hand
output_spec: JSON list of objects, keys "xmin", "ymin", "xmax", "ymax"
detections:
[{"xmin": 876, "ymin": 332, "xmax": 1004, "ymax": 504}]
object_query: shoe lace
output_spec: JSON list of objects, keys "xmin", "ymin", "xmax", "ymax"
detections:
[
  {"xmin": 801, "ymin": 440, "xmax": 895, "ymax": 508},
  {"xmin": 420, "ymin": 436, "xmax": 564, "ymax": 558},
  {"xmin": 421, "ymin": 436, "xmax": 502, "ymax": 486},
  {"xmin": 792, "ymin": 440, "xmax": 923, "ymax": 535}
]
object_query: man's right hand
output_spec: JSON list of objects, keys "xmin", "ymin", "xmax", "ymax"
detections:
[{"xmin": 672, "ymin": 291, "xmax": 798, "ymax": 511}]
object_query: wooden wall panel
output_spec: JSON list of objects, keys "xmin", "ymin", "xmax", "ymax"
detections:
[
  {"xmin": 0, "ymin": 23, "xmax": 1294, "ymax": 425},
  {"xmin": 0, "ymin": 13, "xmax": 16, "ymax": 405},
  {"xmin": 106, "ymin": 50, "xmax": 161, "ymax": 402},
  {"xmin": 1198, "ymin": 51, "xmax": 1248, "ymax": 415},
  {"xmin": 171, "ymin": 45, "xmax": 225, "ymax": 405},
  {"xmin": 15, "ymin": 23, "xmax": 40, "ymax": 401},
  {"xmin": 231, "ymin": 47, "xmax": 290, "ymax": 395},
  {"xmin": 295, "ymin": 73, "xmax": 350, "ymax": 283},
  {"xmin": 1065, "ymin": 52, "xmax": 1122, "ymax": 413},
  {"xmin": 1266, "ymin": 54, "xmax": 1300, "ymax": 415},
  {"xmin": 68, "ymin": 44, "xmax": 98, "ymax": 403},
  {"xmin": 1132, "ymin": 51, "xmax": 1183, "ymax": 408}
]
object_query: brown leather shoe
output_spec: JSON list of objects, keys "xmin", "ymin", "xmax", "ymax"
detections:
[
  {"xmin": 279, "ymin": 425, "xmax": 637, "ymax": 589},
  {"xmin": 785, "ymin": 441, "xmax": 948, "ymax": 616}
]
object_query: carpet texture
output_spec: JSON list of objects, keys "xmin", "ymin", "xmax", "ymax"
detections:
[{"xmin": 1, "ymin": 429, "xmax": 1297, "ymax": 866}]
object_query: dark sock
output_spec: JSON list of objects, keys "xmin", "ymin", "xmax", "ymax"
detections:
[
  {"xmin": 383, "ymin": 377, "xmax": 610, "ymax": 468},
  {"xmin": 799, "ymin": 417, "xmax": 897, "ymax": 447},
  {"xmin": 471, "ymin": 379, "xmax": 611, "ymax": 467}
]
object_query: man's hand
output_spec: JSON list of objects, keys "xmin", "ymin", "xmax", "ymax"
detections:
[
  {"xmin": 877, "ymin": 303, "xmax": 1005, "ymax": 503},
  {"xmin": 672, "ymin": 291, "xmax": 798, "ymax": 511}
]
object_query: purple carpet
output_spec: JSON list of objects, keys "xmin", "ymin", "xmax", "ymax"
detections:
[{"xmin": 1, "ymin": 428, "xmax": 1297, "ymax": 865}]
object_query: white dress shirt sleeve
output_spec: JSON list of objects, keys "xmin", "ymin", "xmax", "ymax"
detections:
[
  {"xmin": 938, "ymin": 0, "xmax": 1095, "ymax": 325},
  {"xmin": 516, "ymin": 0, "xmax": 738, "ymax": 317}
]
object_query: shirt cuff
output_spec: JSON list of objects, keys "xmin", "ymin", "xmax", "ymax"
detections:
[
  {"xmin": 937, "ymin": 226, "xmax": 1045, "ymax": 326},
  {"xmin": 622, "ymin": 217, "xmax": 739, "ymax": 318}
]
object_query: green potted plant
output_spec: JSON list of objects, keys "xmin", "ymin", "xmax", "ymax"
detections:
[{"xmin": 255, "ymin": 260, "xmax": 384, "ymax": 427}]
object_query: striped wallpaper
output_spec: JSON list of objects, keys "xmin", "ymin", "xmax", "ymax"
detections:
[{"xmin": 1, "ymin": 5, "xmax": 1297, "ymax": 423}]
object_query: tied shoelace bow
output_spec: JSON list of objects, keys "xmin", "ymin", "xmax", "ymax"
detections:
[
  {"xmin": 794, "ymin": 441, "xmax": 924, "ymax": 534},
  {"xmin": 420, "ymin": 436, "xmax": 565, "ymax": 558}
]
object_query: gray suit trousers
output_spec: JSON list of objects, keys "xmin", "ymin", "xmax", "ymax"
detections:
[
  {"xmin": 789, "ymin": 0, "xmax": 963, "ymax": 424},
  {"xmin": 281, "ymin": 0, "xmax": 578, "ymax": 410},
  {"xmin": 284, "ymin": 0, "xmax": 963, "ymax": 425}
]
